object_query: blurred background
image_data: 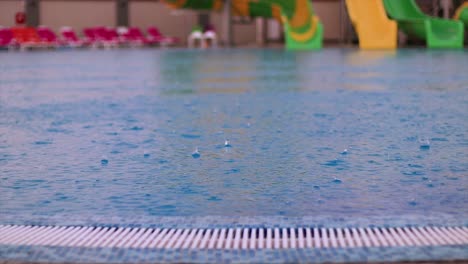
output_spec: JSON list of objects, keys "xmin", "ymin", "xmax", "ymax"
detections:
[{"xmin": 0, "ymin": 0, "xmax": 464, "ymax": 47}]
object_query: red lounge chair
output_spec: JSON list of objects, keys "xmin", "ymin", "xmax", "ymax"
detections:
[
  {"xmin": 104, "ymin": 27, "xmax": 125, "ymax": 46},
  {"xmin": 37, "ymin": 26, "xmax": 64, "ymax": 47},
  {"xmin": 123, "ymin": 27, "xmax": 158, "ymax": 46},
  {"xmin": 0, "ymin": 28, "xmax": 16, "ymax": 49},
  {"xmin": 147, "ymin": 26, "xmax": 179, "ymax": 46},
  {"xmin": 83, "ymin": 27, "xmax": 100, "ymax": 47},
  {"xmin": 94, "ymin": 26, "xmax": 116, "ymax": 47},
  {"xmin": 85, "ymin": 27, "xmax": 119, "ymax": 48},
  {"xmin": 11, "ymin": 27, "xmax": 44, "ymax": 49},
  {"xmin": 60, "ymin": 27, "xmax": 88, "ymax": 47}
]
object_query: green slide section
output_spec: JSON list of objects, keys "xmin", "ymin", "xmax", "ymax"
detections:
[
  {"xmin": 163, "ymin": 0, "xmax": 323, "ymax": 50},
  {"xmin": 383, "ymin": 0, "xmax": 464, "ymax": 48},
  {"xmin": 454, "ymin": 2, "xmax": 468, "ymax": 29}
]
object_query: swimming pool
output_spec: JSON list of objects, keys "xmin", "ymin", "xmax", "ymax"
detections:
[{"xmin": 0, "ymin": 48, "xmax": 467, "ymax": 262}]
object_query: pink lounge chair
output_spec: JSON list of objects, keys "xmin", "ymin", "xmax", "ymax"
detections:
[
  {"xmin": 0, "ymin": 28, "xmax": 16, "ymax": 48},
  {"xmin": 60, "ymin": 27, "xmax": 88, "ymax": 47},
  {"xmin": 37, "ymin": 26, "xmax": 64, "ymax": 47},
  {"xmin": 147, "ymin": 26, "xmax": 179, "ymax": 46}
]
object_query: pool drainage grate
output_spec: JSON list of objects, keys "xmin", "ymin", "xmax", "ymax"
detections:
[{"xmin": 0, "ymin": 225, "xmax": 467, "ymax": 249}]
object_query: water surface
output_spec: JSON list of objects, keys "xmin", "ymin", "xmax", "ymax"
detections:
[{"xmin": 0, "ymin": 49, "xmax": 467, "ymax": 223}]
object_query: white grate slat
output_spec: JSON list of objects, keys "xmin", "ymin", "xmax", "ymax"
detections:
[
  {"xmin": 201, "ymin": 229, "xmax": 213, "ymax": 249},
  {"xmin": 273, "ymin": 228, "xmax": 280, "ymax": 249},
  {"xmin": 155, "ymin": 228, "xmax": 175, "ymax": 248},
  {"xmin": 68, "ymin": 226, "xmax": 98, "ymax": 247},
  {"xmin": 0, "ymin": 225, "xmax": 29, "ymax": 243},
  {"xmin": 297, "ymin": 228, "xmax": 304, "ymax": 248},
  {"xmin": 313, "ymin": 228, "xmax": 321, "ymax": 248},
  {"xmin": 147, "ymin": 228, "xmax": 167, "ymax": 248},
  {"xmin": 190, "ymin": 229, "xmax": 204, "ymax": 249},
  {"xmin": 205, "ymin": 229, "xmax": 216, "ymax": 249},
  {"xmin": 166, "ymin": 228, "xmax": 183, "ymax": 248},
  {"xmin": 266, "ymin": 228, "xmax": 272, "ymax": 249},
  {"xmin": 321, "ymin": 228, "xmax": 329, "ymax": 248},
  {"xmin": 75, "ymin": 227, "xmax": 105, "ymax": 247},
  {"xmin": 181, "ymin": 228, "xmax": 197, "ymax": 249},
  {"xmin": 138, "ymin": 228, "xmax": 160, "ymax": 248},
  {"xmin": 83, "ymin": 227, "xmax": 110, "ymax": 248},
  {"xmin": 281, "ymin": 228, "xmax": 288, "ymax": 249},
  {"xmin": 216, "ymin": 229, "xmax": 226, "ymax": 249},
  {"xmin": 257, "ymin": 228, "xmax": 264, "ymax": 249},
  {"xmin": 249, "ymin": 229, "xmax": 256, "ymax": 249}
]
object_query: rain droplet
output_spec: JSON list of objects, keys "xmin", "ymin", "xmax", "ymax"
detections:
[
  {"xmin": 419, "ymin": 138, "xmax": 430, "ymax": 150},
  {"xmin": 101, "ymin": 158, "xmax": 109, "ymax": 165},
  {"xmin": 192, "ymin": 148, "xmax": 200, "ymax": 159},
  {"xmin": 427, "ymin": 180, "xmax": 434, "ymax": 188},
  {"xmin": 332, "ymin": 178, "xmax": 342, "ymax": 184}
]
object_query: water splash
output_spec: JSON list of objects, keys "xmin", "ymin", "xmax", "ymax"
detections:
[
  {"xmin": 101, "ymin": 157, "xmax": 109, "ymax": 165},
  {"xmin": 419, "ymin": 137, "xmax": 431, "ymax": 150},
  {"xmin": 332, "ymin": 178, "xmax": 342, "ymax": 184},
  {"xmin": 192, "ymin": 148, "xmax": 201, "ymax": 159},
  {"xmin": 427, "ymin": 180, "xmax": 434, "ymax": 188},
  {"xmin": 324, "ymin": 159, "xmax": 343, "ymax": 167}
]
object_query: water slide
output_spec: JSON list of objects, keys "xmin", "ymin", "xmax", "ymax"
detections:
[
  {"xmin": 383, "ymin": 0, "xmax": 464, "ymax": 48},
  {"xmin": 163, "ymin": 0, "xmax": 323, "ymax": 50},
  {"xmin": 345, "ymin": 0, "xmax": 397, "ymax": 49},
  {"xmin": 454, "ymin": 2, "xmax": 468, "ymax": 29}
]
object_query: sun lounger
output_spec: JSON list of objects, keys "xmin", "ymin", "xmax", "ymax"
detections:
[
  {"xmin": 11, "ymin": 27, "xmax": 44, "ymax": 50},
  {"xmin": 37, "ymin": 26, "xmax": 65, "ymax": 47},
  {"xmin": 0, "ymin": 28, "xmax": 16, "ymax": 49},
  {"xmin": 147, "ymin": 26, "xmax": 179, "ymax": 46},
  {"xmin": 60, "ymin": 27, "xmax": 87, "ymax": 47}
]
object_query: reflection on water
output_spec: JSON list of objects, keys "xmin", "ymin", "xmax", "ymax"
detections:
[
  {"xmin": 343, "ymin": 51, "xmax": 397, "ymax": 90},
  {"xmin": 155, "ymin": 49, "xmax": 468, "ymax": 93},
  {"xmin": 0, "ymin": 48, "xmax": 467, "ymax": 220},
  {"xmin": 345, "ymin": 50, "xmax": 397, "ymax": 66}
]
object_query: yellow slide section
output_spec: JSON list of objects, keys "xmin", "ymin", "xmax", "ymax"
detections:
[{"xmin": 346, "ymin": 0, "xmax": 397, "ymax": 49}]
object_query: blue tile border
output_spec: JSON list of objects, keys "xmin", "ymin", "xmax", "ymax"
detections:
[{"xmin": 0, "ymin": 244, "xmax": 467, "ymax": 263}]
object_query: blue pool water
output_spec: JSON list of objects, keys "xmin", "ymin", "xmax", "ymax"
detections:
[{"xmin": 0, "ymin": 49, "xmax": 467, "ymax": 224}]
